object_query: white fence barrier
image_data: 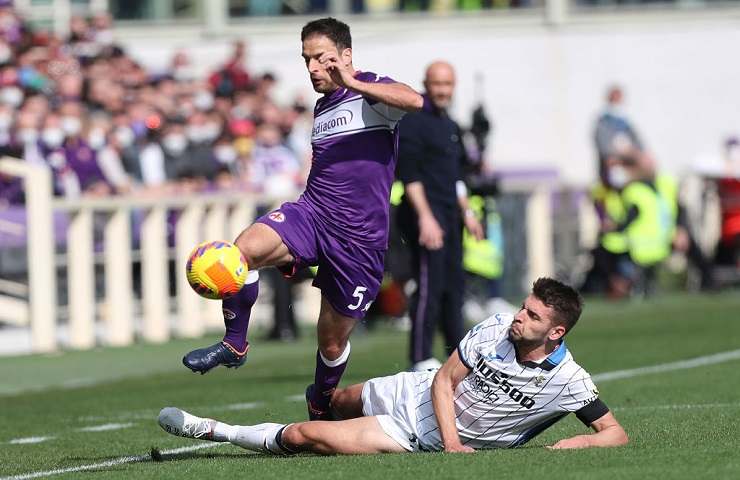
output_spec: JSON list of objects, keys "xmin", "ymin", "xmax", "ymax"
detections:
[
  {"xmin": 0, "ymin": 157, "xmax": 56, "ymax": 351},
  {"xmin": 0, "ymin": 156, "xmax": 319, "ymax": 353}
]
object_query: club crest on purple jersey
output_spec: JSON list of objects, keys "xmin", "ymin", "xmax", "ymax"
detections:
[{"xmin": 268, "ymin": 211, "xmax": 286, "ymax": 223}]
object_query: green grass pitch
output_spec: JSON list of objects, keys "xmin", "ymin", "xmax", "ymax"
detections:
[{"xmin": 1, "ymin": 291, "xmax": 740, "ymax": 479}]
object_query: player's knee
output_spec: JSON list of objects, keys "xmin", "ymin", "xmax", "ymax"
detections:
[
  {"xmin": 233, "ymin": 235, "xmax": 258, "ymax": 265},
  {"xmin": 319, "ymin": 343, "xmax": 346, "ymax": 362},
  {"xmin": 280, "ymin": 424, "xmax": 304, "ymax": 449},
  {"xmin": 281, "ymin": 423, "xmax": 313, "ymax": 449},
  {"xmin": 235, "ymin": 229, "xmax": 276, "ymax": 268}
]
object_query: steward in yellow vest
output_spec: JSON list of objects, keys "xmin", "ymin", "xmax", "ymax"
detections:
[{"xmin": 619, "ymin": 178, "xmax": 674, "ymax": 267}]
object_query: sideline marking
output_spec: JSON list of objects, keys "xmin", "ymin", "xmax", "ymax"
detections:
[
  {"xmin": 223, "ymin": 402, "xmax": 263, "ymax": 411},
  {"xmin": 0, "ymin": 443, "xmax": 224, "ymax": 480},
  {"xmin": 78, "ymin": 423, "xmax": 134, "ymax": 433},
  {"xmin": 8, "ymin": 437, "xmax": 54, "ymax": 445},
  {"xmin": 592, "ymin": 349, "xmax": 740, "ymax": 382}
]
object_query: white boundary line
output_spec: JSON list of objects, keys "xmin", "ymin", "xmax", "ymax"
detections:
[
  {"xmin": 592, "ymin": 349, "xmax": 740, "ymax": 382},
  {"xmin": 77, "ymin": 423, "xmax": 134, "ymax": 433},
  {"xmin": 7, "ymin": 437, "xmax": 54, "ymax": 445},
  {"xmin": 4, "ymin": 348, "xmax": 740, "ymax": 480},
  {"xmin": 0, "ymin": 443, "xmax": 225, "ymax": 480}
]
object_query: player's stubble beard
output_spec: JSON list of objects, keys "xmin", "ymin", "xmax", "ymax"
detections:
[
  {"xmin": 508, "ymin": 328, "xmax": 547, "ymax": 350},
  {"xmin": 313, "ymin": 82, "xmax": 338, "ymax": 94}
]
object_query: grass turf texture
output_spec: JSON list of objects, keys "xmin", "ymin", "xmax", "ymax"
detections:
[{"xmin": 1, "ymin": 291, "xmax": 739, "ymax": 479}]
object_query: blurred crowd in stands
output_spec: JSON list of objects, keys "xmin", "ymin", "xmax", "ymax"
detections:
[
  {"xmin": 180, "ymin": 0, "xmax": 535, "ymax": 19},
  {"xmin": 0, "ymin": 6, "xmax": 310, "ymax": 207},
  {"xmin": 184, "ymin": 0, "xmax": 712, "ymax": 18}
]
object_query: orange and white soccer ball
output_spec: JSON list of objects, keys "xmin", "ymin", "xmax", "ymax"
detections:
[{"xmin": 186, "ymin": 241, "xmax": 248, "ymax": 299}]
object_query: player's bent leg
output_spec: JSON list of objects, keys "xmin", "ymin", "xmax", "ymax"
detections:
[
  {"xmin": 307, "ymin": 297, "xmax": 357, "ymax": 420},
  {"xmin": 331, "ymin": 382, "xmax": 366, "ymax": 419},
  {"xmin": 182, "ymin": 223, "xmax": 294, "ymax": 374},
  {"xmin": 282, "ymin": 417, "xmax": 407, "ymax": 455},
  {"xmin": 317, "ymin": 296, "xmax": 356, "ymax": 359},
  {"xmin": 235, "ymin": 223, "xmax": 294, "ymax": 269}
]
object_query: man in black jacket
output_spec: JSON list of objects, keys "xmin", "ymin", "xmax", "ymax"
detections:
[{"xmin": 397, "ymin": 61, "xmax": 483, "ymax": 371}]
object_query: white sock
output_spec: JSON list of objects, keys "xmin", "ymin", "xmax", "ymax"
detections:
[
  {"xmin": 211, "ymin": 421, "xmax": 237, "ymax": 443},
  {"xmin": 319, "ymin": 341, "xmax": 351, "ymax": 367},
  {"xmin": 228, "ymin": 423, "xmax": 289, "ymax": 454}
]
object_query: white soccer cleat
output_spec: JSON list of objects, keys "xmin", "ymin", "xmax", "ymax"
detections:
[{"xmin": 158, "ymin": 407, "xmax": 216, "ymax": 441}]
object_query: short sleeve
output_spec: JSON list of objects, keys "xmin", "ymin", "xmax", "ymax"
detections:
[
  {"xmin": 363, "ymin": 73, "xmax": 406, "ymax": 122},
  {"xmin": 457, "ymin": 313, "xmax": 513, "ymax": 369},
  {"xmin": 560, "ymin": 371, "xmax": 601, "ymax": 413}
]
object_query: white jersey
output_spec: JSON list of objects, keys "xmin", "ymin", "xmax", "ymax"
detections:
[{"xmin": 362, "ymin": 313, "xmax": 604, "ymax": 451}]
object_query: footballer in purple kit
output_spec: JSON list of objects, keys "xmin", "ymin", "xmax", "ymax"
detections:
[{"xmin": 182, "ymin": 17, "xmax": 424, "ymax": 420}]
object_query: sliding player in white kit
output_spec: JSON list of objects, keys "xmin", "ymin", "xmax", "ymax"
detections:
[{"xmin": 158, "ymin": 278, "xmax": 628, "ymax": 454}]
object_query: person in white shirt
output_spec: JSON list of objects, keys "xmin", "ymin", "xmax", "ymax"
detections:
[{"xmin": 158, "ymin": 277, "xmax": 628, "ymax": 454}]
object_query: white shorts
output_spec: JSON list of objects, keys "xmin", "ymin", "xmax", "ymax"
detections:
[{"xmin": 361, "ymin": 370, "xmax": 440, "ymax": 452}]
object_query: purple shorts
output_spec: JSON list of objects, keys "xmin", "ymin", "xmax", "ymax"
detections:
[{"xmin": 256, "ymin": 201, "xmax": 385, "ymax": 319}]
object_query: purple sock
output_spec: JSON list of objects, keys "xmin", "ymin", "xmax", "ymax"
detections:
[
  {"xmin": 221, "ymin": 271, "xmax": 259, "ymax": 354},
  {"xmin": 312, "ymin": 343, "xmax": 351, "ymax": 410}
]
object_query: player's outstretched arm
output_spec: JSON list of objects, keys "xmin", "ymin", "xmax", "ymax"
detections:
[
  {"xmin": 318, "ymin": 52, "xmax": 423, "ymax": 111},
  {"xmin": 348, "ymin": 79, "xmax": 424, "ymax": 112},
  {"xmin": 548, "ymin": 411, "xmax": 628, "ymax": 449},
  {"xmin": 432, "ymin": 349, "xmax": 474, "ymax": 453}
]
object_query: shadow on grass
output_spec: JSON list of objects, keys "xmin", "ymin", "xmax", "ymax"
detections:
[{"xmin": 154, "ymin": 451, "xmax": 256, "ymax": 462}]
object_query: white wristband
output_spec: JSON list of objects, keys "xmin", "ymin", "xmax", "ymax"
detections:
[{"xmin": 456, "ymin": 180, "xmax": 468, "ymax": 199}]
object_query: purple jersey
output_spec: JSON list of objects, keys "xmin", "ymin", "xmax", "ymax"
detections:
[{"xmin": 300, "ymin": 71, "xmax": 406, "ymax": 249}]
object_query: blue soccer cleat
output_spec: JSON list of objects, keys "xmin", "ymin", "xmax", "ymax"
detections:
[
  {"xmin": 305, "ymin": 384, "xmax": 333, "ymax": 421},
  {"xmin": 182, "ymin": 342, "xmax": 247, "ymax": 374}
]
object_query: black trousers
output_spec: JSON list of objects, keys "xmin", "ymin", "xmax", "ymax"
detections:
[{"xmin": 399, "ymin": 202, "xmax": 465, "ymax": 364}]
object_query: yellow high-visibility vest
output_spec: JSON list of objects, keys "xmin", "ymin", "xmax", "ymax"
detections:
[
  {"xmin": 621, "ymin": 181, "xmax": 672, "ymax": 266},
  {"xmin": 463, "ymin": 195, "xmax": 503, "ymax": 279}
]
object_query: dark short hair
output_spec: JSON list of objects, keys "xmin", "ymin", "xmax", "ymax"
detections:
[
  {"xmin": 301, "ymin": 17, "xmax": 352, "ymax": 51},
  {"xmin": 531, "ymin": 277, "xmax": 583, "ymax": 334}
]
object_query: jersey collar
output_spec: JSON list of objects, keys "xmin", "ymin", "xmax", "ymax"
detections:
[{"xmin": 519, "ymin": 341, "xmax": 567, "ymax": 371}]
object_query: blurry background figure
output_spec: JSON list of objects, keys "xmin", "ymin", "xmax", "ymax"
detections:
[
  {"xmin": 703, "ymin": 136, "xmax": 740, "ymax": 286},
  {"xmin": 458, "ymin": 72, "xmax": 514, "ymax": 320},
  {"xmin": 594, "ymin": 85, "xmax": 643, "ymax": 188},
  {"xmin": 714, "ymin": 137, "xmax": 740, "ymax": 269},
  {"xmin": 209, "ymin": 40, "xmax": 250, "ymax": 99},
  {"xmin": 249, "ymin": 122, "xmax": 302, "ymax": 197},
  {"xmin": 396, "ymin": 61, "xmax": 484, "ymax": 372},
  {"xmin": 585, "ymin": 85, "xmax": 650, "ymax": 299},
  {"xmin": 249, "ymin": 121, "xmax": 305, "ymax": 342},
  {"xmin": 582, "ymin": 147, "xmax": 636, "ymax": 299},
  {"xmin": 584, "ymin": 146, "xmax": 680, "ymax": 298}
]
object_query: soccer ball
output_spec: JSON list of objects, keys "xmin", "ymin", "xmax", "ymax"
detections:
[{"xmin": 186, "ymin": 241, "xmax": 248, "ymax": 299}]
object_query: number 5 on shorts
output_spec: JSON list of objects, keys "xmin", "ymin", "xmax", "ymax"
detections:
[{"xmin": 348, "ymin": 286, "xmax": 368, "ymax": 311}]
